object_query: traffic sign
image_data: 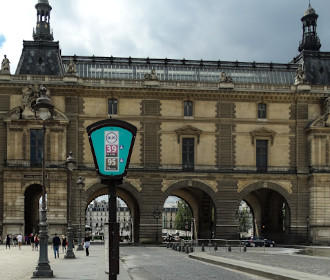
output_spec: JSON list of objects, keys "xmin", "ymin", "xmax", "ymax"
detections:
[{"xmin": 86, "ymin": 119, "xmax": 137, "ymax": 179}]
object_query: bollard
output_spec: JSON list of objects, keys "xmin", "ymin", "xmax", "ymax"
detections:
[
  {"xmin": 185, "ymin": 246, "xmax": 189, "ymax": 254},
  {"xmin": 228, "ymin": 246, "xmax": 231, "ymax": 252},
  {"xmin": 167, "ymin": 242, "xmax": 169, "ymax": 248},
  {"xmin": 243, "ymin": 245, "xmax": 247, "ymax": 252},
  {"xmin": 214, "ymin": 244, "xmax": 218, "ymax": 251},
  {"xmin": 190, "ymin": 246, "xmax": 194, "ymax": 253},
  {"xmin": 201, "ymin": 243, "xmax": 205, "ymax": 252}
]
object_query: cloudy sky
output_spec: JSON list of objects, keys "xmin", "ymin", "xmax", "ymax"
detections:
[{"xmin": 1, "ymin": 0, "xmax": 330, "ymax": 72}]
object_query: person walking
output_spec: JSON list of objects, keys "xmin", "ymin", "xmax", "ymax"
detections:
[
  {"xmin": 34, "ymin": 234, "xmax": 39, "ymax": 251},
  {"xmin": 83, "ymin": 235, "xmax": 91, "ymax": 256},
  {"xmin": 30, "ymin": 233, "xmax": 35, "ymax": 250},
  {"xmin": 52, "ymin": 233, "xmax": 61, "ymax": 258},
  {"xmin": 5, "ymin": 234, "xmax": 11, "ymax": 249},
  {"xmin": 61, "ymin": 235, "xmax": 67, "ymax": 253},
  {"xmin": 17, "ymin": 233, "xmax": 23, "ymax": 250}
]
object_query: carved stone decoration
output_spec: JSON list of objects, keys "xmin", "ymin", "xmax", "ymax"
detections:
[
  {"xmin": 175, "ymin": 125, "xmax": 202, "ymax": 144},
  {"xmin": 144, "ymin": 69, "xmax": 160, "ymax": 87},
  {"xmin": 66, "ymin": 58, "xmax": 77, "ymax": 75},
  {"xmin": 294, "ymin": 63, "xmax": 308, "ymax": 85},
  {"xmin": 218, "ymin": 71, "xmax": 234, "ymax": 89},
  {"xmin": 237, "ymin": 180, "xmax": 292, "ymax": 194},
  {"xmin": 144, "ymin": 69, "xmax": 158, "ymax": 81},
  {"xmin": 161, "ymin": 179, "xmax": 177, "ymax": 193},
  {"xmin": 1, "ymin": 55, "xmax": 10, "ymax": 74},
  {"xmin": 250, "ymin": 127, "xmax": 276, "ymax": 145},
  {"xmin": 124, "ymin": 178, "xmax": 142, "ymax": 192},
  {"xmin": 220, "ymin": 71, "xmax": 233, "ymax": 83}
]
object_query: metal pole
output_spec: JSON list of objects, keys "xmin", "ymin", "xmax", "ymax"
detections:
[
  {"xmin": 65, "ymin": 166, "xmax": 75, "ymax": 258},
  {"xmin": 77, "ymin": 186, "xmax": 84, "ymax": 251},
  {"xmin": 107, "ymin": 180, "xmax": 119, "ymax": 280},
  {"xmin": 33, "ymin": 123, "xmax": 53, "ymax": 277}
]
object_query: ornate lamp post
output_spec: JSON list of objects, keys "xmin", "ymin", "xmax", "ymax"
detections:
[
  {"xmin": 32, "ymin": 85, "xmax": 54, "ymax": 278},
  {"xmin": 152, "ymin": 208, "xmax": 162, "ymax": 244},
  {"xmin": 64, "ymin": 152, "xmax": 76, "ymax": 259},
  {"xmin": 76, "ymin": 176, "xmax": 85, "ymax": 251}
]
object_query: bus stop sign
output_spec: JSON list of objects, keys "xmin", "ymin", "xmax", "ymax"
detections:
[{"xmin": 86, "ymin": 119, "xmax": 137, "ymax": 179}]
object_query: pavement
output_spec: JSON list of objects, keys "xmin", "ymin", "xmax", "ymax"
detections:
[
  {"xmin": 1, "ymin": 243, "xmax": 330, "ymax": 280},
  {"xmin": 188, "ymin": 245, "xmax": 330, "ymax": 280}
]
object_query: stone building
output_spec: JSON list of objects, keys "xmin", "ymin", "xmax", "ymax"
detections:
[
  {"xmin": 1, "ymin": 1, "xmax": 330, "ymax": 244},
  {"xmin": 85, "ymin": 199, "xmax": 131, "ymax": 240}
]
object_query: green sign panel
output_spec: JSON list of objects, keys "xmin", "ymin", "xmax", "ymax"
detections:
[{"xmin": 87, "ymin": 119, "xmax": 137, "ymax": 179}]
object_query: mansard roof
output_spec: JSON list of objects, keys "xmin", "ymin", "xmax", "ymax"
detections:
[{"xmin": 62, "ymin": 56, "xmax": 297, "ymax": 85}]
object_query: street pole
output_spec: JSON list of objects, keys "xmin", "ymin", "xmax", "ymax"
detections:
[
  {"xmin": 76, "ymin": 177, "xmax": 84, "ymax": 251},
  {"xmin": 103, "ymin": 179, "xmax": 120, "ymax": 280},
  {"xmin": 153, "ymin": 208, "xmax": 162, "ymax": 244},
  {"xmin": 32, "ymin": 85, "xmax": 54, "ymax": 278},
  {"xmin": 65, "ymin": 152, "xmax": 75, "ymax": 259}
]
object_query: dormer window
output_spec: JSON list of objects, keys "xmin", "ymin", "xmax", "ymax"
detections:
[
  {"xmin": 184, "ymin": 101, "xmax": 193, "ymax": 117},
  {"xmin": 108, "ymin": 98, "xmax": 118, "ymax": 115},
  {"xmin": 258, "ymin": 103, "xmax": 267, "ymax": 119}
]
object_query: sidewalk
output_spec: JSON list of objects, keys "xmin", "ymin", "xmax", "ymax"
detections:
[
  {"xmin": 0, "ymin": 244, "xmax": 131, "ymax": 280},
  {"xmin": 189, "ymin": 246, "xmax": 330, "ymax": 280}
]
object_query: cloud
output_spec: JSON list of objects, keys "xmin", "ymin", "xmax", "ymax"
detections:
[{"xmin": 1, "ymin": 0, "xmax": 330, "ymax": 72}]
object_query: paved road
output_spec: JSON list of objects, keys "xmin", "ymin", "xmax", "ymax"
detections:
[
  {"xmin": 0, "ymin": 244, "xmax": 267, "ymax": 280},
  {"xmin": 121, "ymin": 246, "xmax": 268, "ymax": 280}
]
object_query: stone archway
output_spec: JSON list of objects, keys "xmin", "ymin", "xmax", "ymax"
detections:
[
  {"xmin": 84, "ymin": 181, "xmax": 141, "ymax": 243},
  {"xmin": 163, "ymin": 180, "xmax": 217, "ymax": 239},
  {"xmin": 24, "ymin": 184, "xmax": 42, "ymax": 236},
  {"xmin": 238, "ymin": 181, "xmax": 292, "ymax": 243}
]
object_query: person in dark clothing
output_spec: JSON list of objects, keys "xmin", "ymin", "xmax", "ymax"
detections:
[
  {"xmin": 84, "ymin": 236, "xmax": 91, "ymax": 256},
  {"xmin": 5, "ymin": 234, "xmax": 11, "ymax": 249},
  {"xmin": 52, "ymin": 233, "xmax": 61, "ymax": 258}
]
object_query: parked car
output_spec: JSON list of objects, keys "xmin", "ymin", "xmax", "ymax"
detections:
[{"xmin": 241, "ymin": 237, "xmax": 275, "ymax": 247}]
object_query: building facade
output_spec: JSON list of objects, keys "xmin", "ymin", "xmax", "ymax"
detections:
[{"xmin": 1, "ymin": 1, "xmax": 330, "ymax": 244}]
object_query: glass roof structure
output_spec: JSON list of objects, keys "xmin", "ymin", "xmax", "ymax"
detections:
[{"xmin": 62, "ymin": 56, "xmax": 297, "ymax": 85}]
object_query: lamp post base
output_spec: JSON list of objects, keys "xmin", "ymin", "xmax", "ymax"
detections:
[
  {"xmin": 65, "ymin": 226, "xmax": 75, "ymax": 259},
  {"xmin": 32, "ymin": 263, "xmax": 53, "ymax": 278}
]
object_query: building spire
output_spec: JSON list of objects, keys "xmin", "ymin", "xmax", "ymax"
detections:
[
  {"xmin": 33, "ymin": 0, "xmax": 54, "ymax": 41},
  {"xmin": 298, "ymin": 2, "xmax": 321, "ymax": 52}
]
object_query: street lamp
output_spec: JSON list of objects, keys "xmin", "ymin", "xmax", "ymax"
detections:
[
  {"xmin": 32, "ymin": 85, "xmax": 54, "ymax": 278},
  {"xmin": 152, "ymin": 208, "xmax": 162, "ymax": 244},
  {"xmin": 76, "ymin": 176, "xmax": 85, "ymax": 251},
  {"xmin": 64, "ymin": 152, "xmax": 76, "ymax": 259}
]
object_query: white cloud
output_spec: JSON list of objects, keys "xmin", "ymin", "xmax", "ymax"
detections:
[{"xmin": 1, "ymin": 0, "xmax": 330, "ymax": 72}]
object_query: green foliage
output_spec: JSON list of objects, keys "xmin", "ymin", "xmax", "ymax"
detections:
[
  {"xmin": 174, "ymin": 200, "xmax": 192, "ymax": 230},
  {"xmin": 238, "ymin": 207, "xmax": 253, "ymax": 233}
]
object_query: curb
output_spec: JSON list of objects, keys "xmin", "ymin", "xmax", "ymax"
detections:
[{"xmin": 189, "ymin": 253, "xmax": 330, "ymax": 280}]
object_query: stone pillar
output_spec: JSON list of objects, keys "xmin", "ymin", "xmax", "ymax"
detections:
[
  {"xmin": 138, "ymin": 178, "xmax": 164, "ymax": 243},
  {"xmin": 214, "ymin": 179, "xmax": 239, "ymax": 240}
]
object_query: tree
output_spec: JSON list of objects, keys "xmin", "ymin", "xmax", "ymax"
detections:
[
  {"xmin": 174, "ymin": 200, "xmax": 192, "ymax": 230},
  {"xmin": 238, "ymin": 204, "xmax": 253, "ymax": 233}
]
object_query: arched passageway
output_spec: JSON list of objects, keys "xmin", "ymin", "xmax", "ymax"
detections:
[
  {"xmin": 24, "ymin": 184, "xmax": 42, "ymax": 236},
  {"xmin": 239, "ymin": 188, "xmax": 291, "ymax": 242},
  {"xmin": 85, "ymin": 184, "xmax": 140, "ymax": 243},
  {"xmin": 164, "ymin": 182, "xmax": 216, "ymax": 240}
]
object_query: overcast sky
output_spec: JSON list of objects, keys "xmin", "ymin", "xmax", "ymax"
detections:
[{"xmin": 1, "ymin": 0, "xmax": 330, "ymax": 72}]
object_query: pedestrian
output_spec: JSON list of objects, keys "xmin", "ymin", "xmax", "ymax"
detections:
[
  {"xmin": 13, "ymin": 235, "xmax": 17, "ymax": 247},
  {"xmin": 34, "ymin": 234, "xmax": 39, "ymax": 251},
  {"xmin": 83, "ymin": 235, "xmax": 91, "ymax": 256},
  {"xmin": 52, "ymin": 233, "xmax": 61, "ymax": 258},
  {"xmin": 17, "ymin": 233, "xmax": 23, "ymax": 250},
  {"xmin": 5, "ymin": 234, "xmax": 11, "ymax": 249},
  {"xmin": 61, "ymin": 235, "xmax": 67, "ymax": 253},
  {"xmin": 30, "ymin": 233, "xmax": 35, "ymax": 250}
]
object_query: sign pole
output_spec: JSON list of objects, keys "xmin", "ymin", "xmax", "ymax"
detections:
[{"xmin": 103, "ymin": 179, "xmax": 120, "ymax": 280}]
